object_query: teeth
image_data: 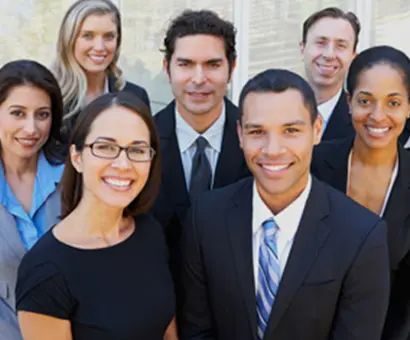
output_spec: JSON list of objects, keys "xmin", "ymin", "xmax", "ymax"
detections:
[
  {"xmin": 367, "ymin": 127, "xmax": 389, "ymax": 134},
  {"xmin": 18, "ymin": 139, "xmax": 37, "ymax": 146},
  {"xmin": 104, "ymin": 179, "xmax": 131, "ymax": 187},
  {"xmin": 89, "ymin": 55, "xmax": 105, "ymax": 62},
  {"xmin": 263, "ymin": 164, "xmax": 289, "ymax": 172}
]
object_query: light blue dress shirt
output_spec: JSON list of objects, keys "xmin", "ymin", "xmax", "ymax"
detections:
[{"xmin": 0, "ymin": 152, "xmax": 64, "ymax": 250}]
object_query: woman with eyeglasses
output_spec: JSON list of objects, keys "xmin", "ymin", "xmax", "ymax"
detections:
[
  {"xmin": 311, "ymin": 45, "xmax": 410, "ymax": 340},
  {"xmin": 15, "ymin": 92, "xmax": 177, "ymax": 340},
  {"xmin": 52, "ymin": 0, "xmax": 151, "ymax": 157}
]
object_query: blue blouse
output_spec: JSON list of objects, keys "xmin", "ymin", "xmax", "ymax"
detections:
[{"xmin": 0, "ymin": 152, "xmax": 64, "ymax": 250}]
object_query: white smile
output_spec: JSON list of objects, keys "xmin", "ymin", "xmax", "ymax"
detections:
[
  {"xmin": 262, "ymin": 164, "xmax": 290, "ymax": 172},
  {"xmin": 366, "ymin": 126, "xmax": 390, "ymax": 136},
  {"xmin": 316, "ymin": 62, "xmax": 338, "ymax": 75},
  {"xmin": 103, "ymin": 178, "xmax": 133, "ymax": 191},
  {"xmin": 88, "ymin": 55, "xmax": 106, "ymax": 63},
  {"xmin": 16, "ymin": 138, "xmax": 38, "ymax": 147}
]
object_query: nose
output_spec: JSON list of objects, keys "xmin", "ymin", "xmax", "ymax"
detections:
[
  {"xmin": 263, "ymin": 133, "xmax": 285, "ymax": 156},
  {"xmin": 93, "ymin": 36, "xmax": 105, "ymax": 51},
  {"xmin": 371, "ymin": 103, "xmax": 386, "ymax": 121},
  {"xmin": 192, "ymin": 65, "xmax": 206, "ymax": 85},
  {"xmin": 111, "ymin": 149, "xmax": 132, "ymax": 169},
  {"xmin": 23, "ymin": 116, "xmax": 37, "ymax": 135},
  {"xmin": 322, "ymin": 42, "xmax": 336, "ymax": 59}
]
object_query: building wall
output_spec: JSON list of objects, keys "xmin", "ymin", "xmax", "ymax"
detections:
[{"xmin": 0, "ymin": 0, "xmax": 408, "ymax": 112}]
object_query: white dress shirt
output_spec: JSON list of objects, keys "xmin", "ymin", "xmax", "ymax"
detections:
[
  {"xmin": 175, "ymin": 103, "xmax": 226, "ymax": 189},
  {"xmin": 318, "ymin": 88, "xmax": 343, "ymax": 133},
  {"xmin": 252, "ymin": 176, "xmax": 312, "ymax": 290}
]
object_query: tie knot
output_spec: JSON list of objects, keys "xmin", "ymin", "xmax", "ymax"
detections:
[
  {"xmin": 262, "ymin": 218, "xmax": 278, "ymax": 238},
  {"xmin": 196, "ymin": 136, "xmax": 208, "ymax": 152}
]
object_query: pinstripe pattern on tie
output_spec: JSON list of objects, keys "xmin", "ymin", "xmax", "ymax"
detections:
[{"xmin": 256, "ymin": 218, "xmax": 280, "ymax": 340}]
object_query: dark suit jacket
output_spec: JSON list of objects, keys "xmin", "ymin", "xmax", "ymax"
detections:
[
  {"xmin": 311, "ymin": 137, "xmax": 410, "ymax": 340},
  {"xmin": 152, "ymin": 98, "xmax": 250, "ymax": 277},
  {"xmin": 58, "ymin": 78, "xmax": 150, "ymax": 159},
  {"xmin": 399, "ymin": 120, "xmax": 410, "ymax": 148},
  {"xmin": 321, "ymin": 91, "xmax": 355, "ymax": 141},
  {"xmin": 181, "ymin": 177, "xmax": 390, "ymax": 340}
]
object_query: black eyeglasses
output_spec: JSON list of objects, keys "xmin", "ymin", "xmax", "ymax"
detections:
[{"xmin": 84, "ymin": 141, "xmax": 155, "ymax": 162}]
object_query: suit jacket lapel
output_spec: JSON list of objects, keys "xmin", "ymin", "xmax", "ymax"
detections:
[
  {"xmin": 320, "ymin": 137, "xmax": 353, "ymax": 193},
  {"xmin": 0, "ymin": 205, "xmax": 26, "ymax": 258},
  {"xmin": 264, "ymin": 179, "xmax": 331, "ymax": 337},
  {"xmin": 214, "ymin": 98, "xmax": 245, "ymax": 188},
  {"xmin": 155, "ymin": 102, "xmax": 190, "ymax": 213},
  {"xmin": 322, "ymin": 91, "xmax": 353, "ymax": 141},
  {"xmin": 382, "ymin": 145, "xmax": 410, "ymax": 269},
  {"xmin": 226, "ymin": 178, "xmax": 257, "ymax": 340}
]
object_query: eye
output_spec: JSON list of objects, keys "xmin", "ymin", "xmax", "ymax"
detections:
[
  {"xmin": 357, "ymin": 98, "xmax": 370, "ymax": 105},
  {"xmin": 177, "ymin": 61, "xmax": 189, "ymax": 67},
  {"xmin": 37, "ymin": 111, "xmax": 51, "ymax": 120},
  {"xmin": 248, "ymin": 129, "xmax": 263, "ymax": 136},
  {"xmin": 388, "ymin": 100, "xmax": 401, "ymax": 107},
  {"xmin": 10, "ymin": 109, "xmax": 24, "ymax": 117},
  {"xmin": 82, "ymin": 32, "xmax": 93, "ymax": 40},
  {"xmin": 128, "ymin": 147, "xmax": 147, "ymax": 155},
  {"xmin": 208, "ymin": 62, "xmax": 221, "ymax": 68},
  {"xmin": 104, "ymin": 33, "xmax": 116, "ymax": 41},
  {"xmin": 285, "ymin": 127, "xmax": 299, "ymax": 134},
  {"xmin": 337, "ymin": 43, "xmax": 347, "ymax": 49},
  {"xmin": 95, "ymin": 143, "xmax": 117, "ymax": 152}
]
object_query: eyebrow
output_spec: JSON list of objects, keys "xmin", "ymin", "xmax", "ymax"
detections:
[
  {"xmin": 316, "ymin": 36, "xmax": 349, "ymax": 43},
  {"xmin": 243, "ymin": 119, "xmax": 307, "ymax": 129},
  {"xmin": 175, "ymin": 57, "xmax": 224, "ymax": 64},
  {"xmin": 8, "ymin": 104, "xmax": 51, "ymax": 110},
  {"xmin": 358, "ymin": 91, "xmax": 404, "ymax": 97},
  {"xmin": 95, "ymin": 137, "xmax": 149, "ymax": 145}
]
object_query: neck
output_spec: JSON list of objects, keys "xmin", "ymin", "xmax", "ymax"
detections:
[
  {"xmin": 1, "ymin": 151, "xmax": 38, "ymax": 178},
  {"xmin": 176, "ymin": 100, "xmax": 223, "ymax": 134},
  {"xmin": 74, "ymin": 195, "xmax": 127, "ymax": 239},
  {"xmin": 86, "ymin": 72, "xmax": 106, "ymax": 96},
  {"xmin": 257, "ymin": 173, "xmax": 309, "ymax": 215},
  {"xmin": 313, "ymin": 84, "xmax": 342, "ymax": 105},
  {"xmin": 352, "ymin": 136, "xmax": 398, "ymax": 167}
]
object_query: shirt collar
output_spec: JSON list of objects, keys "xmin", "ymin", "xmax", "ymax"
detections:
[
  {"xmin": 252, "ymin": 175, "xmax": 312, "ymax": 242},
  {"xmin": 104, "ymin": 76, "xmax": 110, "ymax": 94},
  {"xmin": 0, "ymin": 152, "xmax": 64, "ymax": 205},
  {"xmin": 175, "ymin": 102, "xmax": 226, "ymax": 153},
  {"xmin": 317, "ymin": 88, "xmax": 343, "ymax": 123}
]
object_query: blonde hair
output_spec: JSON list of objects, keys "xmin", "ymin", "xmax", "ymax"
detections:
[{"xmin": 51, "ymin": 0, "xmax": 125, "ymax": 120}]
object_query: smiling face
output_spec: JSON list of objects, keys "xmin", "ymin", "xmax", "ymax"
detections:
[
  {"xmin": 238, "ymin": 90, "xmax": 322, "ymax": 212},
  {"xmin": 349, "ymin": 63, "xmax": 410, "ymax": 149},
  {"xmin": 301, "ymin": 17, "xmax": 356, "ymax": 93},
  {"xmin": 164, "ymin": 34, "xmax": 234, "ymax": 121},
  {"xmin": 73, "ymin": 13, "xmax": 118, "ymax": 77},
  {"xmin": 0, "ymin": 85, "xmax": 52, "ymax": 161},
  {"xmin": 70, "ymin": 105, "xmax": 151, "ymax": 210}
]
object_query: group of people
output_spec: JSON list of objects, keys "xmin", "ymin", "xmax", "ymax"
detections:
[{"xmin": 0, "ymin": 0, "xmax": 410, "ymax": 339}]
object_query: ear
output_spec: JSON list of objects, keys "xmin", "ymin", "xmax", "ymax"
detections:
[
  {"xmin": 313, "ymin": 114, "xmax": 323, "ymax": 145},
  {"xmin": 228, "ymin": 58, "xmax": 237, "ymax": 84},
  {"xmin": 237, "ymin": 120, "xmax": 244, "ymax": 149},
  {"xmin": 70, "ymin": 144, "xmax": 83, "ymax": 173},
  {"xmin": 163, "ymin": 58, "xmax": 171, "ymax": 83},
  {"xmin": 299, "ymin": 41, "xmax": 305, "ymax": 55}
]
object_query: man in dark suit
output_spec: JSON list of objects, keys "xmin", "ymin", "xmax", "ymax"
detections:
[
  {"xmin": 300, "ymin": 7, "xmax": 360, "ymax": 141},
  {"xmin": 181, "ymin": 69, "xmax": 390, "ymax": 340},
  {"xmin": 152, "ymin": 9, "xmax": 250, "ymax": 304}
]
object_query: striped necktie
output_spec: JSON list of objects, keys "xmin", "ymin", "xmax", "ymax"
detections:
[{"xmin": 256, "ymin": 218, "xmax": 280, "ymax": 340}]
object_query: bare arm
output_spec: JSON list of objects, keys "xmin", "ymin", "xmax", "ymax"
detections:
[
  {"xmin": 18, "ymin": 311, "xmax": 72, "ymax": 340},
  {"xmin": 164, "ymin": 316, "xmax": 178, "ymax": 340}
]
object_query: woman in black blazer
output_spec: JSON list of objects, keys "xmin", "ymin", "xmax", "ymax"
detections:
[
  {"xmin": 311, "ymin": 45, "xmax": 410, "ymax": 340},
  {"xmin": 51, "ymin": 0, "xmax": 150, "ymax": 155}
]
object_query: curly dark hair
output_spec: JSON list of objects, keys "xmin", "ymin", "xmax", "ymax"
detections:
[{"xmin": 162, "ymin": 9, "xmax": 237, "ymax": 74}]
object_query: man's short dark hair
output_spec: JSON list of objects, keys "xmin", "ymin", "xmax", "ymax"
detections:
[
  {"xmin": 239, "ymin": 69, "xmax": 318, "ymax": 124},
  {"xmin": 302, "ymin": 7, "xmax": 361, "ymax": 51},
  {"xmin": 162, "ymin": 9, "xmax": 237, "ymax": 73}
]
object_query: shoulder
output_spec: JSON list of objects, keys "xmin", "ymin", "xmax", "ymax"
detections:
[
  {"xmin": 224, "ymin": 97, "xmax": 239, "ymax": 118},
  {"xmin": 119, "ymin": 80, "xmax": 151, "ymax": 108}
]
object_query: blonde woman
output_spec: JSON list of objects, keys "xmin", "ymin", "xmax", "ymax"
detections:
[{"xmin": 52, "ymin": 0, "xmax": 150, "ymax": 155}]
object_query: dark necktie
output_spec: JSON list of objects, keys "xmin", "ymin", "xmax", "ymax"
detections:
[{"xmin": 189, "ymin": 136, "xmax": 212, "ymax": 199}]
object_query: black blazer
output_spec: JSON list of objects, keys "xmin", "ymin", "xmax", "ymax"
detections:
[
  {"xmin": 181, "ymin": 177, "xmax": 390, "ymax": 340},
  {"xmin": 399, "ymin": 119, "xmax": 410, "ymax": 147},
  {"xmin": 311, "ymin": 137, "xmax": 410, "ymax": 340},
  {"xmin": 321, "ymin": 91, "xmax": 354, "ymax": 142},
  {"xmin": 152, "ymin": 98, "xmax": 250, "ymax": 300},
  {"xmin": 58, "ymin": 78, "xmax": 150, "ymax": 159}
]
